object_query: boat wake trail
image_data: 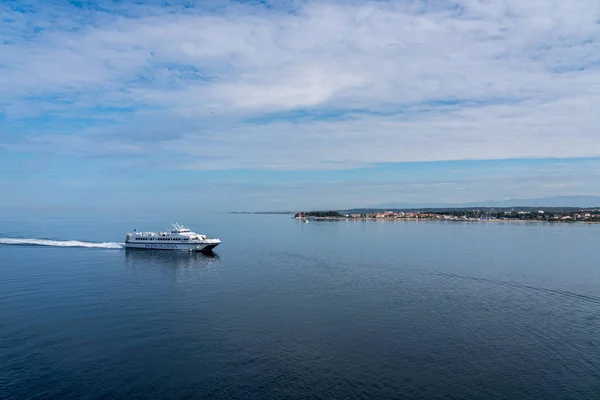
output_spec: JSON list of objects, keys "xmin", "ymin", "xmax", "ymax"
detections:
[
  {"xmin": 0, "ymin": 237, "xmax": 124, "ymax": 249},
  {"xmin": 431, "ymin": 271, "xmax": 600, "ymax": 305}
]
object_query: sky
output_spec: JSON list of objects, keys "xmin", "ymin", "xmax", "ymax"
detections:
[{"xmin": 1, "ymin": 0, "xmax": 600, "ymax": 212}]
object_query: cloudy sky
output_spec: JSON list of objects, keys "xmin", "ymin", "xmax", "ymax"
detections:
[{"xmin": 1, "ymin": 0, "xmax": 600, "ymax": 212}]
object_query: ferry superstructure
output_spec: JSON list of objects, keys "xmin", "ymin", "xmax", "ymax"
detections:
[{"xmin": 125, "ymin": 223, "xmax": 221, "ymax": 252}]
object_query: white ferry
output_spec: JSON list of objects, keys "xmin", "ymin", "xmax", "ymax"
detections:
[{"xmin": 125, "ymin": 223, "xmax": 221, "ymax": 252}]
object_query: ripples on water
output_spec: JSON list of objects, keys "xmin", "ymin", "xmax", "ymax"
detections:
[{"xmin": 1, "ymin": 216, "xmax": 600, "ymax": 399}]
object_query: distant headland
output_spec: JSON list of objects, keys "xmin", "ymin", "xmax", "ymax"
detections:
[
  {"xmin": 230, "ymin": 196, "xmax": 600, "ymax": 222},
  {"xmin": 292, "ymin": 207, "xmax": 600, "ymax": 223}
]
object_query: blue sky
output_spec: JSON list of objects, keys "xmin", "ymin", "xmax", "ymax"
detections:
[{"xmin": 2, "ymin": 0, "xmax": 600, "ymax": 212}]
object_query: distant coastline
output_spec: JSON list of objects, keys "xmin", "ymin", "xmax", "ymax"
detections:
[
  {"xmin": 292, "ymin": 207, "xmax": 600, "ymax": 223},
  {"xmin": 230, "ymin": 211, "xmax": 292, "ymax": 215}
]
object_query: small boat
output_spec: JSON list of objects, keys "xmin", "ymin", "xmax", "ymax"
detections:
[{"xmin": 125, "ymin": 223, "xmax": 221, "ymax": 252}]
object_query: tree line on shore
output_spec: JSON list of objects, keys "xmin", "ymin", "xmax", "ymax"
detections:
[{"xmin": 295, "ymin": 211, "xmax": 343, "ymax": 218}]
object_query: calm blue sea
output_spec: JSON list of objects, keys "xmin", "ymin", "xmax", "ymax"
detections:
[{"xmin": 1, "ymin": 212, "xmax": 600, "ymax": 399}]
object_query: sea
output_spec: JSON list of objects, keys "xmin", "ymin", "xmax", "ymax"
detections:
[{"xmin": 1, "ymin": 212, "xmax": 600, "ymax": 399}]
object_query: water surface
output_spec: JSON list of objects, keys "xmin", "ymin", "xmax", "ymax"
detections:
[{"xmin": 1, "ymin": 214, "xmax": 600, "ymax": 399}]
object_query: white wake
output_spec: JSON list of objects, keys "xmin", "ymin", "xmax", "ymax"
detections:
[{"xmin": 0, "ymin": 237, "xmax": 124, "ymax": 249}]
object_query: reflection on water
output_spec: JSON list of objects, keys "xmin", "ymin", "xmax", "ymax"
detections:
[{"xmin": 124, "ymin": 248, "xmax": 220, "ymax": 272}]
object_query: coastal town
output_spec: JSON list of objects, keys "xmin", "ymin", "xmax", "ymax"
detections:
[{"xmin": 294, "ymin": 209, "xmax": 600, "ymax": 223}]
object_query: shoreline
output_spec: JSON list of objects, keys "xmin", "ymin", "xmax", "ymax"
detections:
[{"xmin": 296, "ymin": 217, "xmax": 600, "ymax": 224}]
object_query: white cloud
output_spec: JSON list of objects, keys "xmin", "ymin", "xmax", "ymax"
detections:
[{"xmin": 1, "ymin": 0, "xmax": 600, "ymax": 169}]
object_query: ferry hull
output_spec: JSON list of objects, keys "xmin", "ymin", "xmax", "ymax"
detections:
[{"xmin": 124, "ymin": 242, "xmax": 220, "ymax": 252}]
